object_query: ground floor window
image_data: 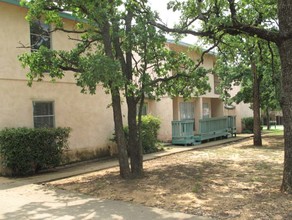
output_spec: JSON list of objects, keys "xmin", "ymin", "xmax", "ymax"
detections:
[
  {"xmin": 203, "ymin": 103, "xmax": 210, "ymax": 119},
  {"xmin": 180, "ymin": 102, "xmax": 195, "ymax": 131},
  {"xmin": 33, "ymin": 101, "xmax": 55, "ymax": 128},
  {"xmin": 180, "ymin": 102, "xmax": 194, "ymax": 120}
]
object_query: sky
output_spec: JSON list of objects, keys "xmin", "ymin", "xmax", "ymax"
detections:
[{"xmin": 147, "ymin": 0, "xmax": 199, "ymax": 45}]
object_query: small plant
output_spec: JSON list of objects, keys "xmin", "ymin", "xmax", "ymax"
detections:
[
  {"xmin": 0, "ymin": 127, "xmax": 70, "ymax": 176},
  {"xmin": 192, "ymin": 182, "xmax": 203, "ymax": 193}
]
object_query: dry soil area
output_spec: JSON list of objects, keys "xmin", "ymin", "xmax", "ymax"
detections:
[{"xmin": 49, "ymin": 135, "xmax": 292, "ymax": 219}]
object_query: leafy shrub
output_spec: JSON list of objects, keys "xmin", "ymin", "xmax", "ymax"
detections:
[
  {"xmin": 139, "ymin": 115, "xmax": 161, "ymax": 154},
  {"xmin": 242, "ymin": 117, "xmax": 254, "ymax": 133},
  {"xmin": 114, "ymin": 115, "xmax": 161, "ymax": 154},
  {"xmin": 0, "ymin": 127, "xmax": 70, "ymax": 176}
]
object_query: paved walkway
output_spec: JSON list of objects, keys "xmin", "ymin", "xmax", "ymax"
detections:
[{"xmin": 0, "ymin": 135, "xmax": 252, "ymax": 220}]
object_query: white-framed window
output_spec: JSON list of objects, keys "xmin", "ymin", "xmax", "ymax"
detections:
[
  {"xmin": 33, "ymin": 101, "xmax": 55, "ymax": 128},
  {"xmin": 30, "ymin": 20, "xmax": 51, "ymax": 52},
  {"xmin": 180, "ymin": 102, "xmax": 194, "ymax": 120},
  {"xmin": 203, "ymin": 103, "xmax": 210, "ymax": 119}
]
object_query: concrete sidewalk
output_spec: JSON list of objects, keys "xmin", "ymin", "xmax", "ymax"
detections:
[
  {"xmin": 0, "ymin": 184, "xmax": 210, "ymax": 220},
  {"xmin": 0, "ymin": 135, "xmax": 251, "ymax": 220}
]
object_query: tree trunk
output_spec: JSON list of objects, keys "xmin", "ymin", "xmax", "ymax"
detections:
[
  {"xmin": 111, "ymin": 89, "xmax": 131, "ymax": 179},
  {"xmin": 279, "ymin": 0, "xmax": 292, "ymax": 193},
  {"xmin": 251, "ymin": 61, "xmax": 262, "ymax": 146},
  {"xmin": 127, "ymin": 96, "xmax": 143, "ymax": 178},
  {"xmin": 266, "ymin": 108, "xmax": 271, "ymax": 130}
]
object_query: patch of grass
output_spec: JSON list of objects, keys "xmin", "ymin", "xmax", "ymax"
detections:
[
  {"xmin": 254, "ymin": 162, "xmax": 271, "ymax": 170},
  {"xmin": 262, "ymin": 127, "xmax": 284, "ymax": 136},
  {"xmin": 250, "ymin": 176, "xmax": 261, "ymax": 182},
  {"xmin": 192, "ymin": 182, "xmax": 203, "ymax": 193}
]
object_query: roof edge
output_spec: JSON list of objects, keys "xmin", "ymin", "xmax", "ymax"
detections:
[
  {"xmin": 167, "ymin": 39, "xmax": 217, "ymax": 56},
  {"xmin": 0, "ymin": 0, "xmax": 79, "ymax": 21},
  {"xmin": 1, "ymin": 0, "xmax": 20, "ymax": 6}
]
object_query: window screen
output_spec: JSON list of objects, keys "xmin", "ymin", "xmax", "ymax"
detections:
[{"xmin": 33, "ymin": 102, "xmax": 55, "ymax": 128}]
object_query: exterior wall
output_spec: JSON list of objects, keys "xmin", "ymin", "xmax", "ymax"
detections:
[
  {"xmin": 167, "ymin": 42, "xmax": 219, "ymax": 98},
  {"xmin": 0, "ymin": 1, "xmax": 253, "ymax": 165},
  {"xmin": 224, "ymin": 84, "xmax": 253, "ymax": 133},
  {"xmin": 147, "ymin": 97, "xmax": 173, "ymax": 142},
  {"xmin": 166, "ymin": 41, "xmax": 252, "ymax": 135},
  {"xmin": 0, "ymin": 2, "xmax": 122, "ymax": 162},
  {"xmin": 211, "ymin": 98, "xmax": 224, "ymax": 117},
  {"xmin": 0, "ymin": 80, "xmax": 115, "ymax": 154}
]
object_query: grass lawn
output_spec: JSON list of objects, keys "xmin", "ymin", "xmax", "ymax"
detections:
[{"xmin": 49, "ymin": 133, "xmax": 292, "ymax": 219}]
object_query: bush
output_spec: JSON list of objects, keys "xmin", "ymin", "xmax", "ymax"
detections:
[
  {"xmin": 0, "ymin": 127, "xmax": 70, "ymax": 176},
  {"xmin": 117, "ymin": 115, "xmax": 161, "ymax": 154},
  {"xmin": 242, "ymin": 117, "xmax": 254, "ymax": 133},
  {"xmin": 140, "ymin": 115, "xmax": 161, "ymax": 154}
]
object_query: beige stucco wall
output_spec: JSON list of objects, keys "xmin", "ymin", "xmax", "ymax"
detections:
[
  {"xmin": 0, "ymin": 79, "xmax": 116, "ymax": 154},
  {"xmin": 211, "ymin": 98, "xmax": 224, "ymax": 117},
  {"xmin": 0, "ymin": 3, "xmax": 123, "ymax": 162},
  {"xmin": 0, "ymin": 2, "xmax": 252, "ymax": 167},
  {"xmin": 167, "ymin": 43, "xmax": 219, "ymax": 98},
  {"xmin": 0, "ymin": 2, "xmax": 78, "ymax": 82},
  {"xmin": 146, "ymin": 97, "xmax": 173, "ymax": 142},
  {"xmin": 223, "ymin": 84, "xmax": 253, "ymax": 133}
]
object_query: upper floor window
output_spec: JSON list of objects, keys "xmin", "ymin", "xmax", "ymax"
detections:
[
  {"xmin": 30, "ymin": 21, "xmax": 51, "ymax": 52},
  {"xmin": 33, "ymin": 101, "xmax": 55, "ymax": 128},
  {"xmin": 214, "ymin": 73, "xmax": 220, "ymax": 95}
]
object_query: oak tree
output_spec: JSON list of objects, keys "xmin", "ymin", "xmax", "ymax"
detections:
[
  {"xmin": 19, "ymin": 0, "xmax": 210, "ymax": 178},
  {"xmin": 153, "ymin": 0, "xmax": 292, "ymax": 193}
]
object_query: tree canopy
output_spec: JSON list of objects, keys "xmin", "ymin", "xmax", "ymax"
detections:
[
  {"xmin": 151, "ymin": 0, "xmax": 292, "ymax": 193},
  {"xmin": 19, "ymin": 0, "xmax": 211, "ymax": 178}
]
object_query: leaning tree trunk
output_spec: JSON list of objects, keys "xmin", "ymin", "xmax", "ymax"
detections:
[
  {"xmin": 278, "ymin": 0, "xmax": 292, "ymax": 193},
  {"xmin": 251, "ymin": 62, "xmax": 262, "ymax": 146},
  {"xmin": 111, "ymin": 90, "xmax": 131, "ymax": 178}
]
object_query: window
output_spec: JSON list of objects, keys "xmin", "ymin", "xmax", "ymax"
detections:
[
  {"xmin": 203, "ymin": 103, "xmax": 210, "ymax": 119},
  {"xmin": 30, "ymin": 20, "xmax": 51, "ymax": 51},
  {"xmin": 214, "ymin": 73, "xmax": 220, "ymax": 94},
  {"xmin": 180, "ymin": 102, "xmax": 194, "ymax": 120},
  {"xmin": 137, "ymin": 103, "xmax": 148, "ymax": 116},
  {"xmin": 33, "ymin": 102, "xmax": 55, "ymax": 128}
]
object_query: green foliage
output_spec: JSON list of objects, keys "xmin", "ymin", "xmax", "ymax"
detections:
[
  {"xmin": 242, "ymin": 117, "xmax": 254, "ymax": 133},
  {"xmin": 213, "ymin": 35, "xmax": 281, "ymax": 112},
  {"xmin": 122, "ymin": 115, "xmax": 161, "ymax": 154},
  {"xmin": 0, "ymin": 127, "xmax": 70, "ymax": 176},
  {"xmin": 140, "ymin": 115, "xmax": 161, "ymax": 154},
  {"xmin": 18, "ymin": 0, "xmax": 214, "ymax": 177},
  {"xmin": 19, "ymin": 0, "xmax": 211, "ymax": 98}
]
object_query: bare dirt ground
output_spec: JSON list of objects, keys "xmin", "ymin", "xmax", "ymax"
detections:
[{"xmin": 49, "ymin": 135, "xmax": 292, "ymax": 219}]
